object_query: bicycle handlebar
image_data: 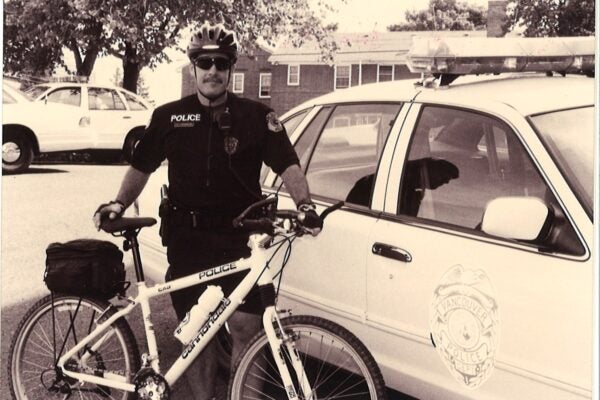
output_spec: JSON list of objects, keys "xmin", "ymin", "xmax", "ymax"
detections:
[{"xmin": 232, "ymin": 198, "xmax": 344, "ymax": 235}]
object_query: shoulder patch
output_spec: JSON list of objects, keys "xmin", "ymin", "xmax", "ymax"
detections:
[{"xmin": 266, "ymin": 111, "xmax": 283, "ymax": 133}]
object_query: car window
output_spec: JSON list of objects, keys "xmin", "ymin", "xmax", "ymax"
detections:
[
  {"xmin": 25, "ymin": 85, "xmax": 50, "ymax": 100},
  {"xmin": 283, "ymin": 110, "xmax": 309, "ymax": 137},
  {"xmin": 305, "ymin": 103, "xmax": 400, "ymax": 205},
  {"xmin": 122, "ymin": 91, "xmax": 147, "ymax": 111},
  {"xmin": 89, "ymin": 88, "xmax": 126, "ymax": 110},
  {"xmin": 530, "ymin": 106, "xmax": 593, "ymax": 216},
  {"xmin": 3, "ymin": 89, "xmax": 17, "ymax": 104},
  {"xmin": 398, "ymin": 105, "xmax": 583, "ymax": 255},
  {"xmin": 260, "ymin": 109, "xmax": 311, "ymax": 184},
  {"xmin": 269, "ymin": 106, "xmax": 333, "ymax": 189},
  {"xmin": 46, "ymin": 87, "xmax": 81, "ymax": 107}
]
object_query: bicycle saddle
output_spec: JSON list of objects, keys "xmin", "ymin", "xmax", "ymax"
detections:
[{"xmin": 101, "ymin": 217, "xmax": 157, "ymax": 233}]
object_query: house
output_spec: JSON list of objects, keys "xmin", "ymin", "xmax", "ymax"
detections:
[{"xmin": 267, "ymin": 30, "xmax": 487, "ymax": 115}]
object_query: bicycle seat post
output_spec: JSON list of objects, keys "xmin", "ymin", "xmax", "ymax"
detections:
[{"xmin": 124, "ymin": 230, "xmax": 145, "ymax": 282}]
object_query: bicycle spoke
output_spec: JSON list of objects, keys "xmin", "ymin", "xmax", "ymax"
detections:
[
  {"xmin": 26, "ymin": 340, "xmax": 55, "ymax": 358},
  {"xmin": 32, "ymin": 324, "xmax": 53, "ymax": 351},
  {"xmin": 241, "ymin": 383, "xmax": 278, "ymax": 400},
  {"xmin": 21, "ymin": 357, "xmax": 52, "ymax": 370}
]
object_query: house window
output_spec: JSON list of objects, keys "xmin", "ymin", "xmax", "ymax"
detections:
[
  {"xmin": 288, "ymin": 65, "xmax": 300, "ymax": 86},
  {"xmin": 334, "ymin": 65, "xmax": 351, "ymax": 90},
  {"xmin": 259, "ymin": 73, "xmax": 271, "ymax": 98},
  {"xmin": 232, "ymin": 73, "xmax": 244, "ymax": 93},
  {"xmin": 377, "ymin": 65, "xmax": 394, "ymax": 82}
]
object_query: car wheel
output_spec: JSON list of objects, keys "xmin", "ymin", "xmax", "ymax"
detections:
[
  {"xmin": 2, "ymin": 131, "xmax": 34, "ymax": 174},
  {"xmin": 122, "ymin": 128, "xmax": 145, "ymax": 164}
]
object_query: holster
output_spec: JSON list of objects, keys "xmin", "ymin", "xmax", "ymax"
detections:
[{"xmin": 158, "ymin": 184, "xmax": 171, "ymax": 247}]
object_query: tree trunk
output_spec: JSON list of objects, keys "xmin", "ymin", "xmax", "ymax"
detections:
[
  {"xmin": 122, "ymin": 43, "xmax": 141, "ymax": 93},
  {"xmin": 79, "ymin": 48, "xmax": 98, "ymax": 77},
  {"xmin": 70, "ymin": 40, "xmax": 99, "ymax": 78}
]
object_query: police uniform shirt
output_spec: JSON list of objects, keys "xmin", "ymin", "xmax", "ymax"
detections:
[{"xmin": 131, "ymin": 93, "xmax": 299, "ymax": 213}]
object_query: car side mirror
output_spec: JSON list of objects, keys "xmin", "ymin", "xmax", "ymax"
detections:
[{"xmin": 481, "ymin": 197, "xmax": 552, "ymax": 241}]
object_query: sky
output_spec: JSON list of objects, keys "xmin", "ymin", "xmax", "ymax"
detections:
[
  {"xmin": 79, "ymin": 0, "xmax": 492, "ymax": 105},
  {"xmin": 318, "ymin": 0, "xmax": 489, "ymax": 33}
]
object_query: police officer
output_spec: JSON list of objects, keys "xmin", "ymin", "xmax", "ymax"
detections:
[{"xmin": 93, "ymin": 22, "xmax": 321, "ymax": 400}]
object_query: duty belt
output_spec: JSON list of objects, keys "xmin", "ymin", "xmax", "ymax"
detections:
[{"xmin": 170, "ymin": 206, "xmax": 238, "ymax": 230}]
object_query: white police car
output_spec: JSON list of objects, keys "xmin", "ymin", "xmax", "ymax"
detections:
[
  {"xmin": 136, "ymin": 37, "xmax": 596, "ymax": 399},
  {"xmin": 2, "ymin": 81, "xmax": 153, "ymax": 173}
]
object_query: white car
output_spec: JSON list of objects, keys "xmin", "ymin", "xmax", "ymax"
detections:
[
  {"xmin": 136, "ymin": 37, "xmax": 595, "ymax": 399},
  {"xmin": 2, "ymin": 82, "xmax": 152, "ymax": 173}
]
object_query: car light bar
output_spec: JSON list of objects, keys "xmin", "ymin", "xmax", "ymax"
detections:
[{"xmin": 406, "ymin": 36, "xmax": 595, "ymax": 77}]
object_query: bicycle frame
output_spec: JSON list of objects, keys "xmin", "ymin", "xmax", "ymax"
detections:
[{"xmin": 56, "ymin": 232, "xmax": 313, "ymax": 398}]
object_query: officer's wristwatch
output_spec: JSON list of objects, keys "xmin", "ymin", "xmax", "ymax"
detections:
[{"xmin": 298, "ymin": 202, "xmax": 317, "ymax": 213}]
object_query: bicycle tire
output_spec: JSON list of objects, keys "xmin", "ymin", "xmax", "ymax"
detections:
[
  {"xmin": 8, "ymin": 294, "xmax": 141, "ymax": 400},
  {"xmin": 228, "ymin": 315, "xmax": 387, "ymax": 400}
]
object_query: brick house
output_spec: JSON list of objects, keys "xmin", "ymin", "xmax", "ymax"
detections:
[{"xmin": 267, "ymin": 30, "xmax": 487, "ymax": 115}]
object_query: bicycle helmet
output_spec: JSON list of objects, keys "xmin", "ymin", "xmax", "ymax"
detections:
[{"xmin": 187, "ymin": 22, "xmax": 239, "ymax": 62}]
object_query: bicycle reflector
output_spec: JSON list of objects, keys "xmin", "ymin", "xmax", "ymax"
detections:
[{"xmin": 406, "ymin": 36, "xmax": 595, "ymax": 77}]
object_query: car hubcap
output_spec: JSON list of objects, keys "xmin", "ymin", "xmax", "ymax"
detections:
[{"xmin": 3, "ymin": 142, "xmax": 21, "ymax": 163}]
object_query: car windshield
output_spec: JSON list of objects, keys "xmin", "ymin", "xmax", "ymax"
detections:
[
  {"xmin": 529, "ymin": 106, "xmax": 594, "ymax": 216},
  {"xmin": 24, "ymin": 85, "xmax": 50, "ymax": 100}
]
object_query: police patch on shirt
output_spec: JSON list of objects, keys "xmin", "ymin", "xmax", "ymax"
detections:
[
  {"xmin": 224, "ymin": 136, "xmax": 239, "ymax": 155},
  {"xmin": 266, "ymin": 111, "xmax": 283, "ymax": 133},
  {"xmin": 430, "ymin": 265, "xmax": 499, "ymax": 389},
  {"xmin": 171, "ymin": 113, "xmax": 201, "ymax": 128}
]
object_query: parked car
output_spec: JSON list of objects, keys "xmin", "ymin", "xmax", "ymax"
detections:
[
  {"xmin": 2, "ymin": 82, "xmax": 152, "ymax": 173},
  {"xmin": 136, "ymin": 37, "xmax": 595, "ymax": 399},
  {"xmin": 3, "ymin": 83, "xmax": 85, "ymax": 173}
]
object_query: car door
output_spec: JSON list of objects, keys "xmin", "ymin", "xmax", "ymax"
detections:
[
  {"xmin": 37, "ymin": 86, "xmax": 90, "ymax": 151},
  {"xmin": 120, "ymin": 90, "xmax": 152, "ymax": 126},
  {"xmin": 365, "ymin": 103, "xmax": 593, "ymax": 399},
  {"xmin": 87, "ymin": 87, "xmax": 130, "ymax": 149},
  {"xmin": 266, "ymin": 102, "xmax": 404, "ymax": 343}
]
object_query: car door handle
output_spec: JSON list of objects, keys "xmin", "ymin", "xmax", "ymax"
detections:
[
  {"xmin": 372, "ymin": 242, "xmax": 412, "ymax": 262},
  {"xmin": 122, "ymin": 115, "xmax": 132, "ymax": 119}
]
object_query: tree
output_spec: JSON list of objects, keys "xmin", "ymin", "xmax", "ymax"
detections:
[
  {"xmin": 506, "ymin": 0, "xmax": 595, "ymax": 37},
  {"xmin": 4, "ymin": 0, "xmax": 111, "ymax": 78},
  {"xmin": 111, "ymin": 67, "xmax": 150, "ymax": 100},
  {"xmin": 388, "ymin": 0, "xmax": 487, "ymax": 31},
  {"xmin": 4, "ymin": 0, "xmax": 339, "ymax": 93}
]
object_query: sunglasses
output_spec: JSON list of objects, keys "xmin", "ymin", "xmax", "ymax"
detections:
[{"xmin": 193, "ymin": 57, "xmax": 232, "ymax": 71}]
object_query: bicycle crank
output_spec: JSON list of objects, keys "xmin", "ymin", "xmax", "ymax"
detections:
[{"xmin": 134, "ymin": 368, "xmax": 171, "ymax": 400}]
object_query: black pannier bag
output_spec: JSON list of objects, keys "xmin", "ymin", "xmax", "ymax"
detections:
[{"xmin": 44, "ymin": 239, "xmax": 126, "ymax": 298}]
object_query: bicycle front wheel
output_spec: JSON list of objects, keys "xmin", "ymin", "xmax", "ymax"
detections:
[
  {"xmin": 229, "ymin": 315, "xmax": 387, "ymax": 400},
  {"xmin": 8, "ymin": 294, "xmax": 140, "ymax": 400}
]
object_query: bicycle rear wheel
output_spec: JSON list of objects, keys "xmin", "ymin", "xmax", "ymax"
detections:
[
  {"xmin": 229, "ymin": 315, "xmax": 387, "ymax": 400},
  {"xmin": 8, "ymin": 294, "xmax": 140, "ymax": 400}
]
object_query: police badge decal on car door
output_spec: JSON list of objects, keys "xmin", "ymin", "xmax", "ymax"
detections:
[{"xmin": 430, "ymin": 265, "xmax": 499, "ymax": 389}]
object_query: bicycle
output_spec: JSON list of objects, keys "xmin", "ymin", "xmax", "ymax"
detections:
[{"xmin": 8, "ymin": 196, "xmax": 387, "ymax": 399}]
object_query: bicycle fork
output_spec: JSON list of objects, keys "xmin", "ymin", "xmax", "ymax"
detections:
[{"xmin": 263, "ymin": 307, "xmax": 315, "ymax": 400}]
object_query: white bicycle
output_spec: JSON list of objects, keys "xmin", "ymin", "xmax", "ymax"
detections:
[{"xmin": 8, "ymin": 196, "xmax": 387, "ymax": 399}]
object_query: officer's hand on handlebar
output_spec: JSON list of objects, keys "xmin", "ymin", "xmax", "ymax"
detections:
[
  {"xmin": 93, "ymin": 200, "xmax": 125, "ymax": 231},
  {"xmin": 298, "ymin": 203, "xmax": 323, "ymax": 236}
]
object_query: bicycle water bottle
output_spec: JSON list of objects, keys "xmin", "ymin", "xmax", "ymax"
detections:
[{"xmin": 174, "ymin": 285, "xmax": 224, "ymax": 345}]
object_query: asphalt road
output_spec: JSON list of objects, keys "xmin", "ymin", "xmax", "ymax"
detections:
[{"xmin": 1, "ymin": 163, "xmax": 412, "ymax": 400}]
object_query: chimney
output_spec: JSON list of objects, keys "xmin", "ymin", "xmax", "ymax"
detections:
[{"xmin": 487, "ymin": 1, "xmax": 508, "ymax": 37}]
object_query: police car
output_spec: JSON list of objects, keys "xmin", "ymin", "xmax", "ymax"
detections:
[
  {"xmin": 136, "ymin": 36, "xmax": 596, "ymax": 399},
  {"xmin": 2, "ymin": 82, "xmax": 153, "ymax": 173}
]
